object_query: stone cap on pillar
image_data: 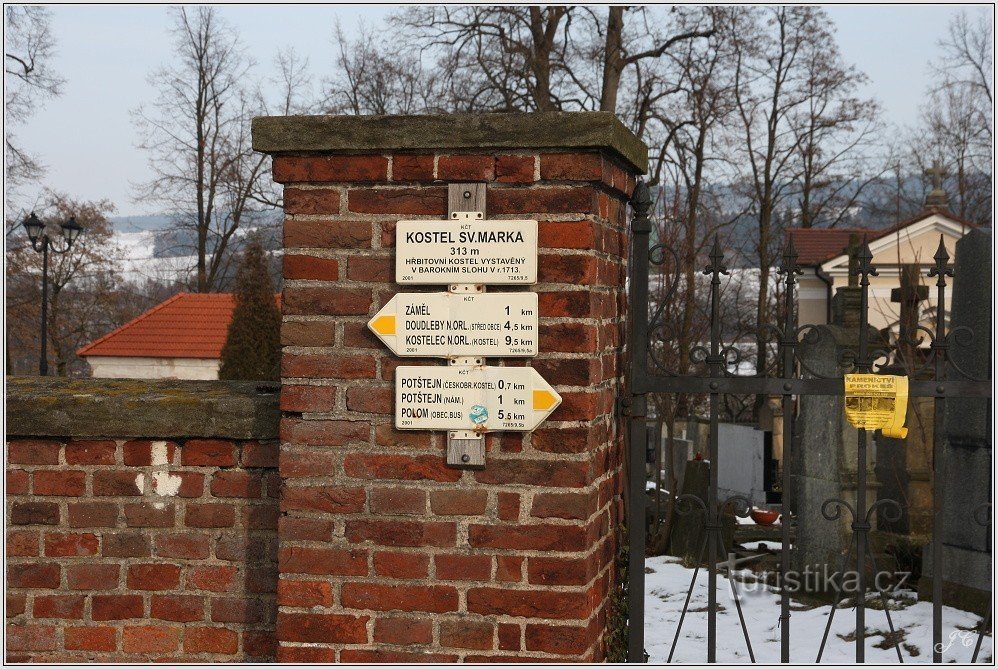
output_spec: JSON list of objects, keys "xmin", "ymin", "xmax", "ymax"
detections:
[{"xmin": 252, "ymin": 111, "xmax": 648, "ymax": 174}]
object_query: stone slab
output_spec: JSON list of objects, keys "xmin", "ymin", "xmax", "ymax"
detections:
[
  {"xmin": 252, "ymin": 111, "xmax": 649, "ymax": 174},
  {"xmin": 920, "ymin": 544, "xmax": 992, "ymax": 614},
  {"xmin": 941, "ymin": 227, "xmax": 993, "ymax": 556},
  {"xmin": 5, "ymin": 377, "xmax": 280, "ymax": 439}
]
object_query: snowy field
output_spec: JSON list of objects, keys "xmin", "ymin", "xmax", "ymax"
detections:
[
  {"xmin": 115, "ymin": 230, "xmax": 195, "ymax": 284},
  {"xmin": 114, "ymin": 227, "xmax": 281, "ymax": 286},
  {"xmin": 644, "ymin": 554, "xmax": 993, "ymax": 663}
]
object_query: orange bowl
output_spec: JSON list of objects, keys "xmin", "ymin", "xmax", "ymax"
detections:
[{"xmin": 751, "ymin": 509, "xmax": 781, "ymax": 525}]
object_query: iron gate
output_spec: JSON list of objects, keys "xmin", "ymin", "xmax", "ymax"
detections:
[{"xmin": 624, "ymin": 181, "xmax": 993, "ymax": 663}]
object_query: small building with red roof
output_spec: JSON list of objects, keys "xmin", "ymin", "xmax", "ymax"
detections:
[
  {"xmin": 77, "ymin": 292, "xmax": 279, "ymax": 379},
  {"xmin": 788, "ymin": 205, "xmax": 975, "ymax": 330}
]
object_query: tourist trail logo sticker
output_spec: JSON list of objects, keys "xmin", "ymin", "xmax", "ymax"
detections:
[{"xmin": 469, "ymin": 405, "xmax": 488, "ymax": 425}]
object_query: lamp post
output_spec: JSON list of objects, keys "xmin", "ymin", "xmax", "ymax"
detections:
[{"xmin": 22, "ymin": 212, "xmax": 83, "ymax": 375}]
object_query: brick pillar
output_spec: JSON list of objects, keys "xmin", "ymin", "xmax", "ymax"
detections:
[{"xmin": 253, "ymin": 112, "xmax": 647, "ymax": 662}]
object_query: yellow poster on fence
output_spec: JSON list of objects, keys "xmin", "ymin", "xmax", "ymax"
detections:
[{"xmin": 843, "ymin": 374, "xmax": 909, "ymax": 439}]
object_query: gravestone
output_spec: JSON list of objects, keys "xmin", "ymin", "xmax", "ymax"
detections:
[
  {"xmin": 668, "ymin": 460, "xmax": 736, "ymax": 561},
  {"xmin": 716, "ymin": 423, "xmax": 766, "ymax": 506},
  {"xmin": 875, "ymin": 264, "xmax": 932, "ymax": 537},
  {"xmin": 921, "ymin": 228, "xmax": 993, "ymax": 612},
  {"xmin": 789, "ymin": 285, "xmax": 883, "ymax": 577}
]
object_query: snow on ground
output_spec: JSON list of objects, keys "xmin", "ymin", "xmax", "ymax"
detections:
[
  {"xmin": 113, "ymin": 229, "xmax": 193, "ymax": 285},
  {"xmin": 113, "ymin": 223, "xmax": 281, "ymax": 286},
  {"xmin": 743, "ymin": 541, "xmax": 782, "ymax": 551},
  {"xmin": 644, "ymin": 555, "xmax": 993, "ymax": 664}
]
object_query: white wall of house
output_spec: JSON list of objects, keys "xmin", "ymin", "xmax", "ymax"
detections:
[
  {"xmin": 798, "ymin": 268, "xmax": 830, "ymax": 326},
  {"xmin": 85, "ymin": 356, "xmax": 220, "ymax": 380},
  {"xmin": 800, "ymin": 216, "xmax": 967, "ymax": 333}
]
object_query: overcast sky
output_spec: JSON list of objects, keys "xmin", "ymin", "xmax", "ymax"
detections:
[{"xmin": 11, "ymin": 4, "xmax": 985, "ymax": 217}]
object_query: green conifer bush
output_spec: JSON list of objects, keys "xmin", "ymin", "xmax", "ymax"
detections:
[{"xmin": 218, "ymin": 241, "xmax": 280, "ymax": 381}]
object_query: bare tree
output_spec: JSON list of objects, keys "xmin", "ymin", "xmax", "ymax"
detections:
[
  {"xmin": 324, "ymin": 23, "xmax": 444, "ymax": 115},
  {"xmin": 911, "ymin": 87, "xmax": 992, "ymax": 224},
  {"xmin": 935, "ymin": 9, "xmax": 993, "ymax": 147},
  {"xmin": 389, "ymin": 6, "xmax": 573, "ymax": 112},
  {"xmin": 909, "ymin": 9, "xmax": 993, "ymax": 225},
  {"xmin": 133, "ymin": 7, "xmax": 264, "ymax": 292},
  {"xmin": 789, "ymin": 29, "xmax": 883, "ymax": 229},
  {"xmin": 6, "ymin": 193, "xmax": 126, "ymax": 376},
  {"xmin": 4, "ymin": 6, "xmax": 64, "ymax": 225},
  {"xmin": 273, "ymin": 47, "xmax": 315, "ymax": 117},
  {"xmin": 729, "ymin": 6, "xmax": 878, "ymax": 386},
  {"xmin": 597, "ymin": 6, "xmax": 713, "ymax": 113},
  {"xmin": 390, "ymin": 5, "xmax": 712, "ymax": 123}
]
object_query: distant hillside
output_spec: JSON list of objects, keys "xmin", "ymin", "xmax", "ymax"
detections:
[
  {"xmin": 110, "ymin": 210, "xmax": 283, "ymax": 289},
  {"xmin": 108, "ymin": 214, "xmax": 176, "ymax": 233},
  {"xmin": 109, "ymin": 209, "xmax": 282, "ymax": 234}
]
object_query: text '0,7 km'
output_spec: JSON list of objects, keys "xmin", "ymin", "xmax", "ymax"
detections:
[
  {"xmin": 395, "ymin": 366, "xmax": 561, "ymax": 432},
  {"xmin": 395, "ymin": 219, "xmax": 538, "ymax": 284}
]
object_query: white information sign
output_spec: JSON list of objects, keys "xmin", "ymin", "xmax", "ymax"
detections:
[
  {"xmin": 395, "ymin": 366, "xmax": 561, "ymax": 432},
  {"xmin": 369, "ymin": 292, "xmax": 538, "ymax": 358},
  {"xmin": 395, "ymin": 219, "xmax": 538, "ymax": 285}
]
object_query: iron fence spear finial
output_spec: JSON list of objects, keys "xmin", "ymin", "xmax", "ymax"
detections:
[
  {"xmin": 704, "ymin": 234, "xmax": 727, "ymax": 277},
  {"xmin": 854, "ymin": 236, "xmax": 879, "ymax": 283},
  {"xmin": 779, "ymin": 235, "xmax": 802, "ymax": 278},
  {"xmin": 631, "ymin": 180, "xmax": 652, "ymax": 234},
  {"xmin": 928, "ymin": 235, "xmax": 954, "ymax": 283}
]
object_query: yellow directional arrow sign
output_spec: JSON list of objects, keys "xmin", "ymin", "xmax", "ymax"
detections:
[
  {"xmin": 395, "ymin": 365, "xmax": 561, "ymax": 432},
  {"xmin": 369, "ymin": 292, "xmax": 538, "ymax": 358}
]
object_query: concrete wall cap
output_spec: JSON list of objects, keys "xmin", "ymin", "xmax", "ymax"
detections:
[
  {"xmin": 252, "ymin": 111, "xmax": 648, "ymax": 174},
  {"xmin": 5, "ymin": 376, "xmax": 279, "ymax": 439}
]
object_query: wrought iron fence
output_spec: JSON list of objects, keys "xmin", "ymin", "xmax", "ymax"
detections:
[{"xmin": 624, "ymin": 181, "xmax": 993, "ymax": 663}]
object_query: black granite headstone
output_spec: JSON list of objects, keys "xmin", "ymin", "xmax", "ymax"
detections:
[{"xmin": 934, "ymin": 228, "xmax": 993, "ymax": 608}]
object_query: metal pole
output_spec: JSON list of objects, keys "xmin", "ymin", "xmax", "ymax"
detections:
[
  {"xmin": 928, "ymin": 237, "xmax": 952, "ymax": 663},
  {"xmin": 628, "ymin": 410, "xmax": 647, "ymax": 662},
  {"xmin": 705, "ymin": 236, "xmax": 726, "ymax": 664},
  {"xmin": 626, "ymin": 181, "xmax": 652, "ymax": 663},
  {"xmin": 853, "ymin": 240, "xmax": 877, "ymax": 663},
  {"xmin": 778, "ymin": 240, "xmax": 800, "ymax": 663},
  {"xmin": 780, "ymin": 392, "xmax": 792, "ymax": 663},
  {"xmin": 707, "ymin": 391, "xmax": 719, "ymax": 664},
  {"xmin": 855, "ymin": 428, "xmax": 868, "ymax": 663},
  {"xmin": 39, "ymin": 237, "xmax": 49, "ymax": 376}
]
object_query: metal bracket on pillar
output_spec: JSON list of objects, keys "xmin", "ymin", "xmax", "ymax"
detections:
[{"xmin": 446, "ymin": 183, "xmax": 487, "ymax": 469}]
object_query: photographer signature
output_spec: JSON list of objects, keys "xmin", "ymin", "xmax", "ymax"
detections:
[{"xmin": 934, "ymin": 629, "xmax": 977, "ymax": 655}]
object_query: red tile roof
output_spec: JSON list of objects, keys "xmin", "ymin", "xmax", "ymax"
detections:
[
  {"xmin": 787, "ymin": 207, "xmax": 976, "ymax": 266},
  {"xmin": 78, "ymin": 292, "xmax": 280, "ymax": 359},
  {"xmin": 787, "ymin": 228, "xmax": 870, "ymax": 266}
]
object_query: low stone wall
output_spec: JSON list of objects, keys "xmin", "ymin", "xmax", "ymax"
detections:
[{"xmin": 5, "ymin": 378, "xmax": 280, "ymax": 663}]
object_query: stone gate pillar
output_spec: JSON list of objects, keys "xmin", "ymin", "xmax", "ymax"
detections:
[{"xmin": 252, "ymin": 113, "xmax": 646, "ymax": 662}]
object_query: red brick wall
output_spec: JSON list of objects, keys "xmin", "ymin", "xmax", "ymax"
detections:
[
  {"xmin": 276, "ymin": 150, "xmax": 636, "ymax": 661},
  {"xmin": 6, "ymin": 437, "xmax": 279, "ymax": 662}
]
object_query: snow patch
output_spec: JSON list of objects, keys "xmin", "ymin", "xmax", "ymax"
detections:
[{"xmin": 644, "ymin": 554, "xmax": 993, "ymax": 663}]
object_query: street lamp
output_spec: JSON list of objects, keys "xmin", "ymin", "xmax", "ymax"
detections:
[{"xmin": 22, "ymin": 212, "xmax": 84, "ymax": 375}]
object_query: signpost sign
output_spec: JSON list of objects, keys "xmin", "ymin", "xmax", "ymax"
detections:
[
  {"xmin": 395, "ymin": 218, "xmax": 538, "ymax": 284},
  {"xmin": 395, "ymin": 365, "xmax": 561, "ymax": 432},
  {"xmin": 368, "ymin": 292, "xmax": 538, "ymax": 358},
  {"xmin": 374, "ymin": 187, "xmax": 559, "ymax": 467}
]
